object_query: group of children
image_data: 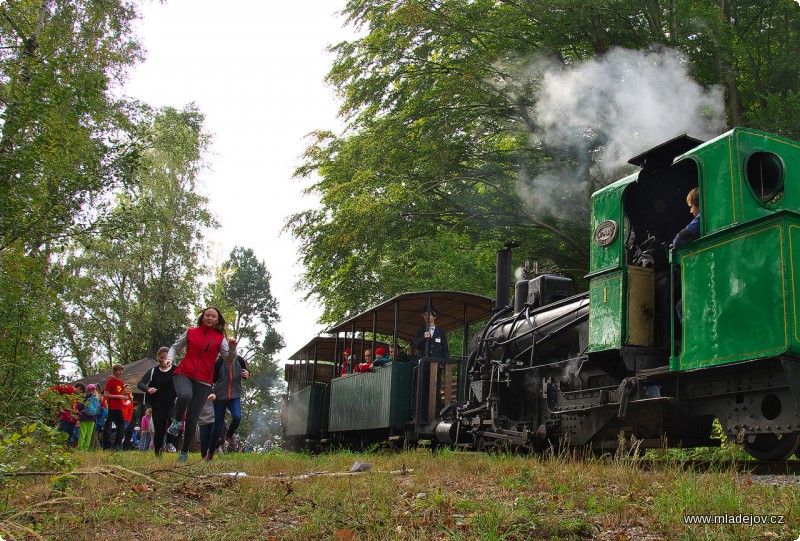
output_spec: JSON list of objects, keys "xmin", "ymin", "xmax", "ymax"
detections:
[
  {"xmin": 52, "ymin": 306, "xmax": 247, "ymax": 462},
  {"xmin": 53, "ymin": 378, "xmax": 141, "ymax": 451},
  {"xmin": 51, "ymin": 362, "xmax": 171, "ymax": 452}
]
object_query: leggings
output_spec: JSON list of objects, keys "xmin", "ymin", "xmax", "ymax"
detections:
[
  {"xmin": 173, "ymin": 374, "xmax": 211, "ymax": 454},
  {"xmin": 151, "ymin": 405, "xmax": 175, "ymax": 455}
]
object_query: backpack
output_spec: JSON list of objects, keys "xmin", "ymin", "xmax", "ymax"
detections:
[
  {"xmin": 84, "ymin": 396, "xmax": 98, "ymax": 418},
  {"xmin": 94, "ymin": 404, "xmax": 107, "ymax": 430}
]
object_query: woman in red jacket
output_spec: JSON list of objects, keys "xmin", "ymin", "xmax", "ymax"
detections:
[{"xmin": 166, "ymin": 307, "xmax": 237, "ymax": 462}]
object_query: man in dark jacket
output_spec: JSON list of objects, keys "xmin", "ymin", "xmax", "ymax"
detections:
[
  {"xmin": 208, "ymin": 355, "xmax": 249, "ymax": 459},
  {"xmin": 412, "ymin": 307, "xmax": 449, "ymax": 415},
  {"xmin": 413, "ymin": 308, "xmax": 449, "ymax": 359}
]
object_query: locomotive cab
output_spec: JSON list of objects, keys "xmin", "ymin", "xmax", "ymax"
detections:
[
  {"xmin": 670, "ymin": 129, "xmax": 800, "ymax": 370},
  {"xmin": 588, "ymin": 128, "xmax": 800, "ymax": 370},
  {"xmin": 587, "ymin": 128, "xmax": 800, "ymax": 459},
  {"xmin": 587, "ymin": 134, "xmax": 703, "ymax": 367}
]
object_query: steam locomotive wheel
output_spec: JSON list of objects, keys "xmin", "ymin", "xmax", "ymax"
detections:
[{"xmin": 743, "ymin": 433, "xmax": 800, "ymax": 461}]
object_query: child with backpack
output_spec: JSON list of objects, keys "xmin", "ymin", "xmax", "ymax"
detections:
[{"xmin": 77, "ymin": 384, "xmax": 99, "ymax": 450}]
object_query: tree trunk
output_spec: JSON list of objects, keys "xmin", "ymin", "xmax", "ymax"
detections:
[{"xmin": 716, "ymin": 0, "xmax": 740, "ymax": 127}]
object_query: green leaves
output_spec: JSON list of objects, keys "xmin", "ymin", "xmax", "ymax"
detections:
[
  {"xmin": 0, "ymin": 0, "xmax": 147, "ymax": 421},
  {"xmin": 0, "ymin": 0, "xmax": 144, "ymax": 255},
  {"xmin": 205, "ymin": 247, "xmax": 285, "ymax": 442},
  {"xmin": 293, "ymin": 1, "xmax": 593, "ymax": 320},
  {"xmin": 0, "ymin": 421, "xmax": 78, "ymax": 476},
  {"xmin": 58, "ymin": 105, "xmax": 215, "ymax": 368},
  {"xmin": 1, "ymin": 424, "xmax": 35, "ymax": 446},
  {"xmin": 293, "ymin": 0, "xmax": 800, "ymax": 321}
]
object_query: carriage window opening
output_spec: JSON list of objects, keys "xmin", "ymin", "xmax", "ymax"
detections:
[{"xmin": 746, "ymin": 152, "xmax": 784, "ymax": 205}]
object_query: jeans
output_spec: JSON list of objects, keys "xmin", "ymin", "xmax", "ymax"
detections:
[
  {"xmin": 58, "ymin": 420, "xmax": 77, "ymax": 446},
  {"xmin": 211, "ymin": 398, "xmax": 241, "ymax": 452},
  {"xmin": 139, "ymin": 431, "xmax": 152, "ymax": 451},
  {"xmin": 198, "ymin": 423, "xmax": 214, "ymax": 458}
]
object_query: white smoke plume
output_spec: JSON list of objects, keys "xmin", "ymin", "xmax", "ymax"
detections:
[
  {"xmin": 498, "ymin": 47, "xmax": 726, "ymax": 221},
  {"xmin": 534, "ymin": 47, "xmax": 726, "ymax": 176}
]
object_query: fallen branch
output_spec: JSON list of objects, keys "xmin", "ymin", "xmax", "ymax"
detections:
[
  {"xmin": 0, "ymin": 471, "xmax": 58, "ymax": 476},
  {"xmin": 101, "ymin": 464, "xmax": 163, "ymax": 484},
  {"xmin": 203, "ymin": 468, "xmax": 414, "ymax": 480},
  {"xmin": 148, "ymin": 459, "xmax": 205, "ymax": 478},
  {"xmin": 7, "ymin": 496, "xmax": 85, "ymax": 520}
]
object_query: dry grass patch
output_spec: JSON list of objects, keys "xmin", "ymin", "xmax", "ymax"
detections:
[{"xmin": 0, "ymin": 448, "xmax": 797, "ymax": 540}]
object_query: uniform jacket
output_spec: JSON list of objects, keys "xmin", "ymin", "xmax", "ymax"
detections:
[
  {"xmin": 673, "ymin": 214, "xmax": 701, "ymax": 247},
  {"xmin": 413, "ymin": 325, "xmax": 449, "ymax": 359}
]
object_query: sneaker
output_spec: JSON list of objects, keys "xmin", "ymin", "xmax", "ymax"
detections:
[
  {"xmin": 165, "ymin": 443, "xmax": 177, "ymax": 453},
  {"xmin": 178, "ymin": 452, "xmax": 188, "ymax": 463},
  {"xmin": 227, "ymin": 435, "xmax": 238, "ymax": 451},
  {"xmin": 167, "ymin": 420, "xmax": 181, "ymax": 436}
]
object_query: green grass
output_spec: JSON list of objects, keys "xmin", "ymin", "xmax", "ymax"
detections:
[{"xmin": 0, "ymin": 447, "xmax": 798, "ymax": 540}]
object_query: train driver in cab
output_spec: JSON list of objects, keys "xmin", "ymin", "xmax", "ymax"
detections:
[
  {"xmin": 673, "ymin": 187, "xmax": 701, "ymax": 325},
  {"xmin": 672, "ymin": 187, "xmax": 700, "ymax": 248}
]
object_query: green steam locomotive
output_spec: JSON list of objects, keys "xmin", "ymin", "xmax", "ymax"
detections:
[{"xmin": 284, "ymin": 128, "xmax": 800, "ymax": 460}]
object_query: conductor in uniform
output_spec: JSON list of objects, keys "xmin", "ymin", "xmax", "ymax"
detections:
[
  {"xmin": 413, "ymin": 307, "xmax": 449, "ymax": 359},
  {"xmin": 413, "ymin": 307, "xmax": 449, "ymax": 414}
]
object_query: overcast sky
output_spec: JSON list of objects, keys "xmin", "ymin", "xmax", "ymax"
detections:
[{"xmin": 125, "ymin": 1, "xmax": 355, "ymax": 361}]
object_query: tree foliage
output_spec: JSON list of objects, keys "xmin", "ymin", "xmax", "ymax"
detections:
[
  {"xmin": 0, "ymin": 0, "xmax": 145, "ymax": 423},
  {"xmin": 0, "ymin": 249, "xmax": 61, "ymax": 421},
  {"xmin": 206, "ymin": 247, "xmax": 285, "ymax": 441},
  {"xmin": 58, "ymin": 105, "xmax": 216, "ymax": 371},
  {"xmin": 0, "ymin": 0, "xmax": 144, "ymax": 255},
  {"xmin": 291, "ymin": 0, "xmax": 800, "ymax": 323}
]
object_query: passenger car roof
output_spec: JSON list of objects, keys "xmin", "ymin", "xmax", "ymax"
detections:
[{"xmin": 325, "ymin": 291, "xmax": 494, "ymax": 341}]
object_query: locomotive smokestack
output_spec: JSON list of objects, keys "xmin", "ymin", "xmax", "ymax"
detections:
[{"xmin": 495, "ymin": 242, "xmax": 518, "ymax": 311}]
